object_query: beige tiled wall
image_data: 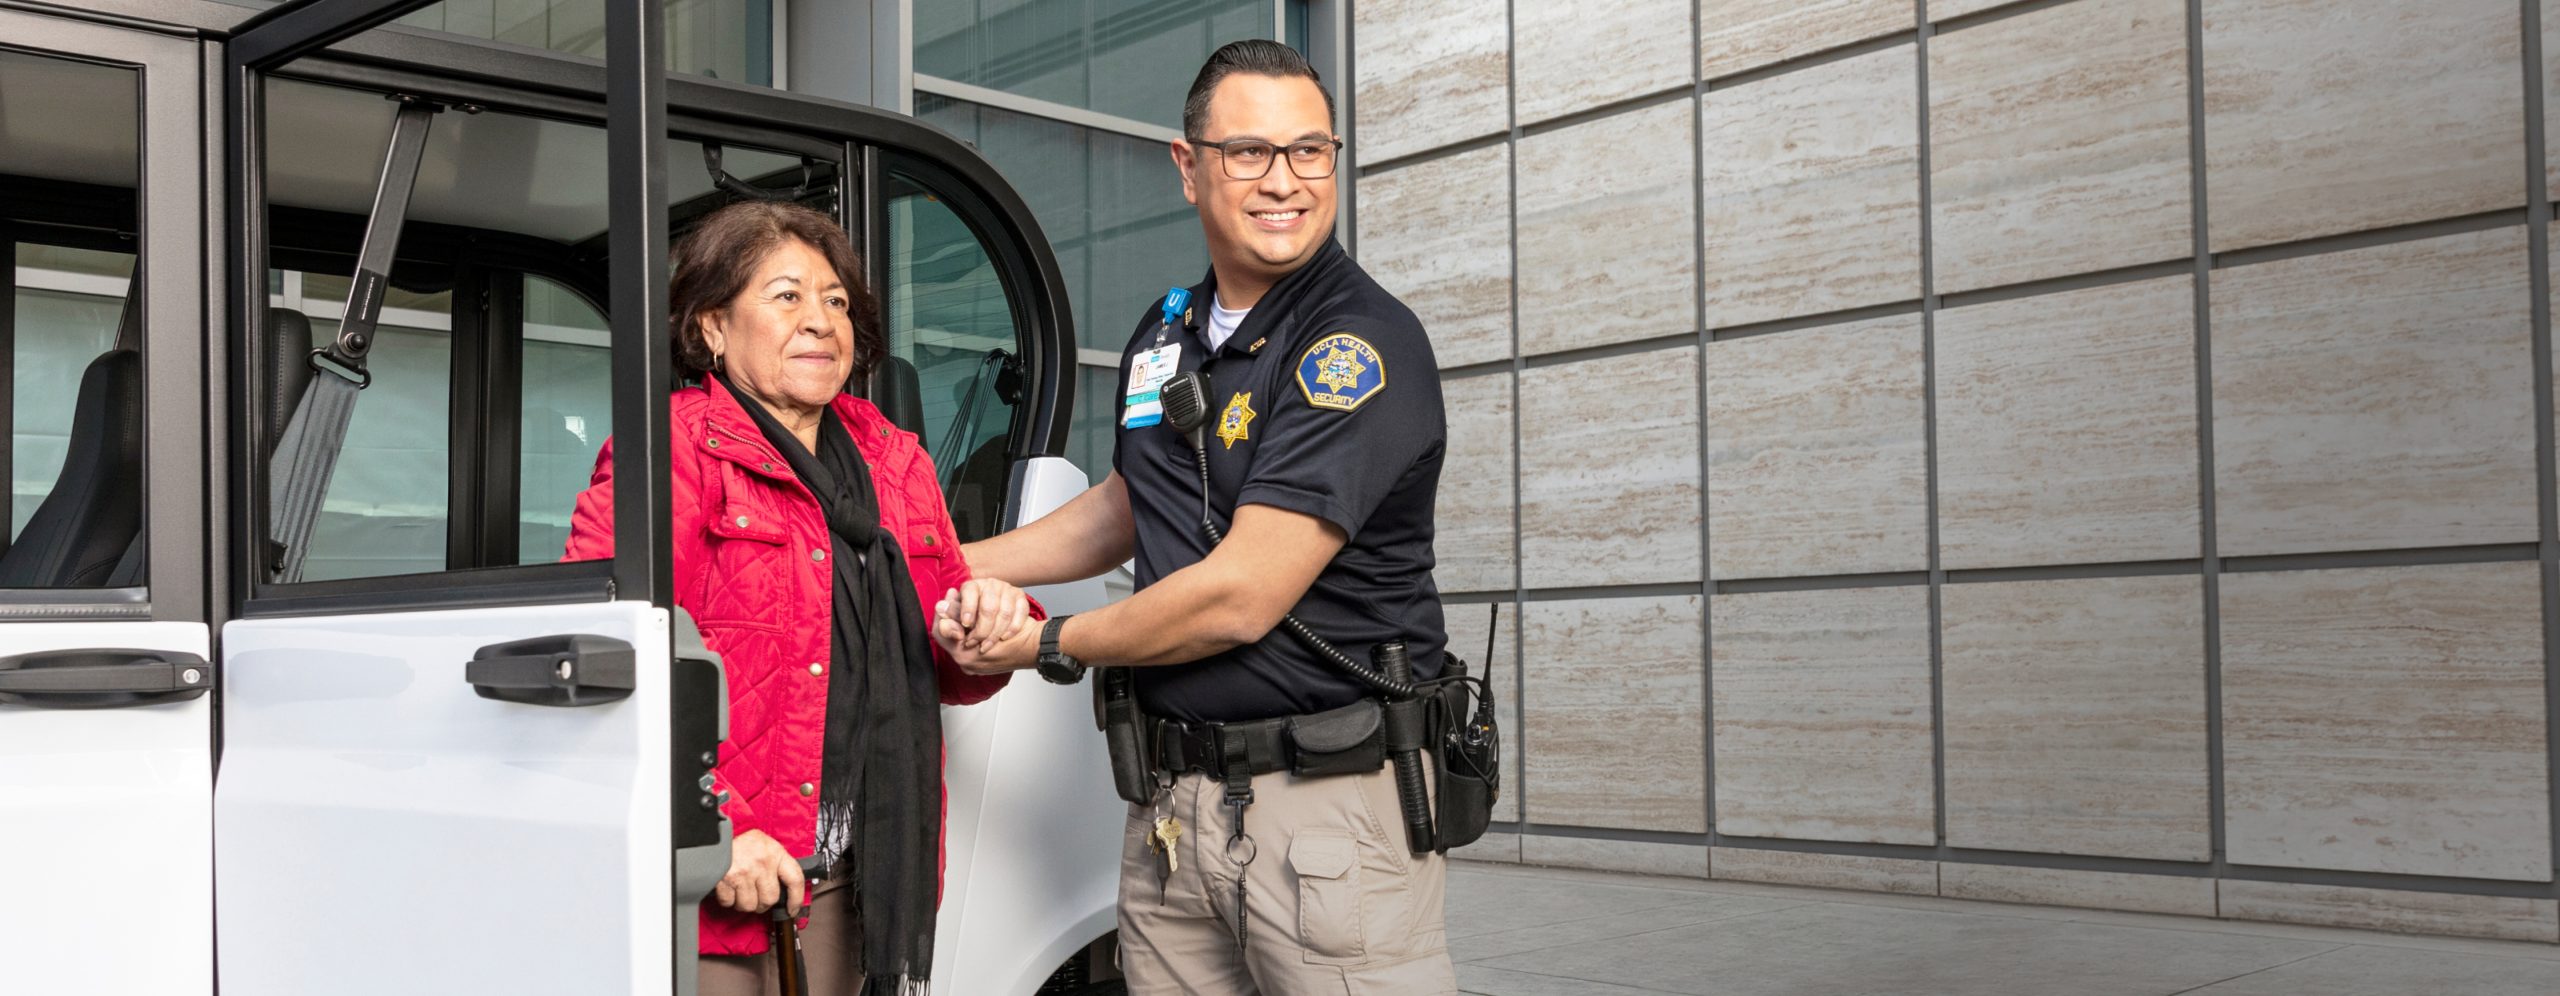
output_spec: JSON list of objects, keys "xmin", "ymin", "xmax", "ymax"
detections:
[
  {"xmin": 1710, "ymin": 587, "xmax": 1935, "ymax": 845},
  {"xmin": 1512, "ymin": 0, "xmax": 1690, "ymax": 125},
  {"xmin": 1521, "ymin": 595, "xmax": 1708, "ymax": 832},
  {"xmin": 1350, "ymin": 0, "xmax": 1509, "ymax": 164},
  {"xmin": 1518, "ymin": 347, "xmax": 1701, "ymax": 588},
  {"xmin": 1436, "ymin": 372, "xmax": 1516, "ymax": 594},
  {"xmin": 2209, "ymin": 227, "xmax": 2538, "ymax": 557},
  {"xmin": 1706, "ymin": 316, "xmax": 1929, "ymax": 579},
  {"xmin": 1351, "ymin": 0, "xmax": 2560, "ymax": 943},
  {"xmin": 1356, "ymin": 144, "xmax": 1514, "ymax": 369},
  {"xmin": 1934, "ymin": 277, "xmax": 2198, "ymax": 569},
  {"xmin": 1699, "ymin": 0, "xmax": 1911, "ymax": 81},
  {"xmin": 1928, "ymin": 0, "xmax": 2026, "ymax": 20},
  {"xmin": 1515, "ymin": 101, "xmax": 1697, "ymax": 356},
  {"xmin": 1926, "ymin": 0, "xmax": 2191, "ymax": 293},
  {"xmin": 2200, "ymin": 0, "xmax": 2524, "ymax": 251},
  {"xmin": 2220, "ymin": 563, "xmax": 2550, "ymax": 881},
  {"xmin": 1701, "ymin": 45, "xmax": 1922, "ymax": 328},
  {"xmin": 1940, "ymin": 576, "xmax": 2212, "ymax": 861}
]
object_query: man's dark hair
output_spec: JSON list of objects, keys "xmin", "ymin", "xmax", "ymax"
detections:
[{"xmin": 1183, "ymin": 39, "xmax": 1336, "ymax": 140}]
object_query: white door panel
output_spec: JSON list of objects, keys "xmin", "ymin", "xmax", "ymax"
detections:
[
  {"xmin": 935, "ymin": 455, "xmax": 1122, "ymax": 995},
  {"xmin": 935, "ymin": 678, "xmax": 1123, "ymax": 996},
  {"xmin": 215, "ymin": 601, "xmax": 672, "ymax": 995},
  {"xmin": 0, "ymin": 621, "xmax": 212, "ymax": 995}
]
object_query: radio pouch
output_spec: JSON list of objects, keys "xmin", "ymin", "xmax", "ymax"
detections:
[{"xmin": 1429, "ymin": 656, "xmax": 1501, "ymax": 852}]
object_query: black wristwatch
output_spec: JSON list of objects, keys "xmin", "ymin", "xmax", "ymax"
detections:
[{"xmin": 1036, "ymin": 615, "xmax": 1086, "ymax": 685}]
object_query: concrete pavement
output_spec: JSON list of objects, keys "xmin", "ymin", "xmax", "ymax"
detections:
[{"xmin": 1444, "ymin": 861, "xmax": 2560, "ymax": 995}]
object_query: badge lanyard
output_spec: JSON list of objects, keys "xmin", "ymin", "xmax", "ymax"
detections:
[{"xmin": 1123, "ymin": 287, "xmax": 1191, "ymax": 429}]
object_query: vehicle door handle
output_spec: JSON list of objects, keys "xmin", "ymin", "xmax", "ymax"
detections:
[
  {"xmin": 0, "ymin": 649, "xmax": 213, "ymax": 709},
  {"xmin": 467, "ymin": 634, "xmax": 636, "ymax": 707}
]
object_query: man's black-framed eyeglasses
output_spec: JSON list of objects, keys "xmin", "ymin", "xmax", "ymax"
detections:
[{"xmin": 1192, "ymin": 137, "xmax": 1345, "ymax": 180}]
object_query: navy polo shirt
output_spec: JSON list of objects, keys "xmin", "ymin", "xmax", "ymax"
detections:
[{"xmin": 1110, "ymin": 238, "xmax": 1449, "ymax": 724}]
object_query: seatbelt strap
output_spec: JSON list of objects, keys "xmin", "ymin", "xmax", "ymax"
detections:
[{"xmin": 265, "ymin": 98, "xmax": 438, "ymax": 582}]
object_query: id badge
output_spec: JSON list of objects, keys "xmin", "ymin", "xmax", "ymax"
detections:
[{"xmin": 1122, "ymin": 344, "xmax": 1181, "ymax": 428}]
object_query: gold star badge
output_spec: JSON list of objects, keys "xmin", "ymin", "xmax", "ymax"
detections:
[
  {"xmin": 1216, "ymin": 392, "xmax": 1256, "ymax": 449},
  {"xmin": 1313, "ymin": 346, "xmax": 1368, "ymax": 393}
]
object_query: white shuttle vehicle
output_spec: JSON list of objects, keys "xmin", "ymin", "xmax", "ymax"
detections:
[{"xmin": 0, "ymin": 1, "xmax": 1128, "ymax": 992}]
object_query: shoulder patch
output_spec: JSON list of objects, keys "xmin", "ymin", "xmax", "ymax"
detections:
[{"xmin": 1295, "ymin": 332, "xmax": 1386, "ymax": 412}]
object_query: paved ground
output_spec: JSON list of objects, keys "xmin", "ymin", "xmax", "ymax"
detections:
[{"xmin": 1444, "ymin": 861, "xmax": 2560, "ymax": 995}]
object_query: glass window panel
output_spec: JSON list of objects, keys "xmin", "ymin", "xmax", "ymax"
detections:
[
  {"xmin": 263, "ymin": 71, "xmax": 633, "ymax": 581},
  {"xmin": 372, "ymin": 0, "xmax": 776, "ymax": 84},
  {"xmin": 916, "ymin": 0, "xmax": 1274, "ymax": 131},
  {"xmin": 918, "ymin": 96, "xmax": 1205, "ymax": 355},
  {"xmin": 518, "ymin": 275, "xmax": 611, "ymax": 565},
  {"xmin": 296, "ymin": 304, "xmax": 455, "ymax": 582},
  {"xmin": 10, "ymin": 250, "xmax": 134, "ymax": 543},
  {"xmin": 2, "ymin": 48, "xmax": 146, "ymax": 588},
  {"xmin": 882, "ymin": 171, "xmax": 1022, "ymax": 542}
]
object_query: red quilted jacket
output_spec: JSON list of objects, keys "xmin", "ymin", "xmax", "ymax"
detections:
[{"xmin": 563, "ymin": 374, "xmax": 1016, "ymax": 955}]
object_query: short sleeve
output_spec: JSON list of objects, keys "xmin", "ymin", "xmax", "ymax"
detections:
[{"xmin": 1232, "ymin": 317, "xmax": 1443, "ymax": 537}]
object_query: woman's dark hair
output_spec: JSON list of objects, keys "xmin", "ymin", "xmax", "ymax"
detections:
[
  {"xmin": 1182, "ymin": 39, "xmax": 1336, "ymax": 140},
  {"xmin": 668, "ymin": 199, "xmax": 882, "ymax": 386}
]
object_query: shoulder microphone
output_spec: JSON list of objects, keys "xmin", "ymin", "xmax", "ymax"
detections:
[{"xmin": 1161, "ymin": 369, "xmax": 1210, "ymax": 454}]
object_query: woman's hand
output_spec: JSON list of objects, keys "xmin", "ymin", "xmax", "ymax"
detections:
[
  {"xmin": 937, "ymin": 578, "xmax": 1033, "ymax": 653},
  {"xmin": 712, "ymin": 829, "xmax": 806, "ymax": 915},
  {"xmin": 933, "ymin": 581, "xmax": 1041, "ymax": 675}
]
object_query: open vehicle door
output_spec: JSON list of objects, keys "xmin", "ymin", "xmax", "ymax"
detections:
[
  {"xmin": 209, "ymin": 3, "xmax": 724, "ymax": 992},
  {"xmin": 0, "ymin": 8, "xmax": 212, "ymax": 992}
]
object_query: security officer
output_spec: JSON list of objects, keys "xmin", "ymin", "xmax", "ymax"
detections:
[{"xmin": 936, "ymin": 38, "xmax": 1457, "ymax": 996}]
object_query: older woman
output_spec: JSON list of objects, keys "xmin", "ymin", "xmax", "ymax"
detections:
[{"xmin": 564, "ymin": 200, "xmax": 1032, "ymax": 995}]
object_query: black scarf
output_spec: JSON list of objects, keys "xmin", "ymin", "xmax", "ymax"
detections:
[{"xmin": 722, "ymin": 378, "xmax": 939, "ymax": 994}]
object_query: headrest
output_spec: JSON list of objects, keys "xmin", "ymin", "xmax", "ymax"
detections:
[{"xmin": 868, "ymin": 355, "xmax": 926, "ymax": 438}]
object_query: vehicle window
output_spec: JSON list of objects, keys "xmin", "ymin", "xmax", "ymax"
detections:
[
  {"xmin": 10, "ymin": 245, "xmax": 135, "ymax": 542},
  {"xmin": 519, "ymin": 274, "xmax": 611, "ymax": 564},
  {"xmin": 881, "ymin": 170, "xmax": 1023, "ymax": 542},
  {"xmin": 0, "ymin": 48, "xmax": 147, "ymax": 588},
  {"xmin": 270, "ymin": 269, "xmax": 456, "ymax": 581},
  {"xmin": 262, "ymin": 76, "xmax": 616, "ymax": 582},
  {"xmin": 258, "ymin": 75, "xmax": 839, "ymax": 584}
]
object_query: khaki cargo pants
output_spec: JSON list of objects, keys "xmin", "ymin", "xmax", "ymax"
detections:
[{"xmin": 1118, "ymin": 765, "xmax": 1458, "ymax": 995}]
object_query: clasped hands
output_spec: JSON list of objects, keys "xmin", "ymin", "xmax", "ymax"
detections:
[{"xmin": 931, "ymin": 578, "xmax": 1042, "ymax": 675}]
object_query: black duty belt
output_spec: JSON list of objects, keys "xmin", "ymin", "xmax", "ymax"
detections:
[
  {"xmin": 1151, "ymin": 713, "xmax": 1292, "ymax": 779},
  {"xmin": 1145, "ymin": 698, "xmax": 1392, "ymax": 782}
]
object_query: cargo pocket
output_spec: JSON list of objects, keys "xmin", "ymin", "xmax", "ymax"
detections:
[{"xmin": 1291, "ymin": 830, "xmax": 1364, "ymax": 963}]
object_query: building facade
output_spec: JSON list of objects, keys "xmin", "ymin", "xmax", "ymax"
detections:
[{"xmin": 1348, "ymin": 0, "xmax": 2560, "ymax": 943}]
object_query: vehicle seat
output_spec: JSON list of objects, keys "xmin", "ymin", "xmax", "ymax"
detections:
[
  {"xmin": 868, "ymin": 355, "xmax": 925, "ymax": 437},
  {"xmin": 0, "ymin": 348, "xmax": 145, "ymax": 587}
]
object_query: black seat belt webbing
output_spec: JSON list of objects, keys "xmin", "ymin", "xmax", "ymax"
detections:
[{"xmin": 265, "ymin": 98, "xmax": 438, "ymax": 583}]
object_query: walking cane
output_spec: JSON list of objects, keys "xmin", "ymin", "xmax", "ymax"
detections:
[{"xmin": 769, "ymin": 855, "xmax": 828, "ymax": 996}]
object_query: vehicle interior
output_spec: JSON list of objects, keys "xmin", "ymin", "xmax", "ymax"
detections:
[{"xmin": 0, "ymin": 36, "xmax": 1037, "ymax": 589}]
